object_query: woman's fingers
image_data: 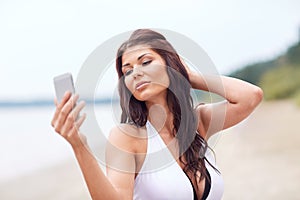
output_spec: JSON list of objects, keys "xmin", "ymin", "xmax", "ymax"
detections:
[
  {"xmin": 51, "ymin": 91, "xmax": 72, "ymax": 127},
  {"xmin": 75, "ymin": 112, "xmax": 87, "ymax": 129},
  {"xmin": 51, "ymin": 97, "xmax": 60, "ymax": 127},
  {"xmin": 67, "ymin": 113, "xmax": 87, "ymax": 146},
  {"xmin": 72, "ymin": 100, "xmax": 86, "ymax": 121},
  {"xmin": 70, "ymin": 113, "xmax": 87, "ymax": 141},
  {"xmin": 53, "ymin": 93, "xmax": 79, "ymax": 133},
  {"xmin": 61, "ymin": 100, "xmax": 86, "ymax": 135},
  {"xmin": 51, "ymin": 92, "xmax": 88, "ymax": 147},
  {"xmin": 58, "ymin": 91, "xmax": 73, "ymax": 109}
]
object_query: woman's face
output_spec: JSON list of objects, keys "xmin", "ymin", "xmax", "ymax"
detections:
[{"xmin": 121, "ymin": 47, "xmax": 170, "ymax": 102}]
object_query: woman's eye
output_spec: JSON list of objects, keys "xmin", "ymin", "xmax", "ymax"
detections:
[
  {"xmin": 142, "ymin": 60, "xmax": 152, "ymax": 66},
  {"xmin": 124, "ymin": 69, "xmax": 133, "ymax": 76}
]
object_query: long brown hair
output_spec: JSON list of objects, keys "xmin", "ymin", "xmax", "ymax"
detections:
[{"xmin": 115, "ymin": 29, "xmax": 213, "ymax": 187}]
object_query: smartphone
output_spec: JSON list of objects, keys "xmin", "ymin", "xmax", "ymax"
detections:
[{"xmin": 53, "ymin": 73, "xmax": 75, "ymax": 103}]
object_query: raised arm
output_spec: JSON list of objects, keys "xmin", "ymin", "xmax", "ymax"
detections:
[
  {"xmin": 188, "ymin": 70, "xmax": 263, "ymax": 139},
  {"xmin": 51, "ymin": 92, "xmax": 135, "ymax": 200}
]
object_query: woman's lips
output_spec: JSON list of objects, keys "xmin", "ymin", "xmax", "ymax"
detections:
[{"xmin": 135, "ymin": 81, "xmax": 150, "ymax": 90}]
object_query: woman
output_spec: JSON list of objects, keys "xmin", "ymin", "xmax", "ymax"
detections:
[{"xmin": 51, "ymin": 29, "xmax": 263, "ymax": 200}]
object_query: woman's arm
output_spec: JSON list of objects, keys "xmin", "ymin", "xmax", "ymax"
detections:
[
  {"xmin": 51, "ymin": 92, "xmax": 135, "ymax": 200},
  {"xmin": 73, "ymin": 144, "xmax": 124, "ymax": 200},
  {"xmin": 188, "ymin": 71, "xmax": 264, "ymax": 139}
]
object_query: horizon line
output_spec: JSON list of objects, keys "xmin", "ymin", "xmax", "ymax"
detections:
[{"xmin": 0, "ymin": 97, "xmax": 119, "ymax": 108}]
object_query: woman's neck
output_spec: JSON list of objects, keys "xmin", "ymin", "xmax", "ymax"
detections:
[
  {"xmin": 146, "ymin": 102, "xmax": 174, "ymax": 136},
  {"xmin": 145, "ymin": 90, "xmax": 176, "ymax": 136}
]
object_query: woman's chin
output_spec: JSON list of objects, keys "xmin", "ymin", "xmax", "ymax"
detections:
[{"xmin": 133, "ymin": 93, "xmax": 151, "ymax": 102}]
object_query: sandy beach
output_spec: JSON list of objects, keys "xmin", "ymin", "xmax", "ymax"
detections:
[
  {"xmin": 215, "ymin": 100, "xmax": 300, "ymax": 200},
  {"xmin": 0, "ymin": 100, "xmax": 299, "ymax": 200}
]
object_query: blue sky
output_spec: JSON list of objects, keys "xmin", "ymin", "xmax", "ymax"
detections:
[{"xmin": 0, "ymin": 0, "xmax": 299, "ymax": 99}]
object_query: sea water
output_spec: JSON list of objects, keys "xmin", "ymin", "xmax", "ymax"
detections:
[{"xmin": 0, "ymin": 104, "xmax": 117, "ymax": 182}]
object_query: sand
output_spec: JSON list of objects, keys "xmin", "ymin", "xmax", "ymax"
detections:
[
  {"xmin": 214, "ymin": 100, "xmax": 300, "ymax": 200},
  {"xmin": 1, "ymin": 100, "xmax": 299, "ymax": 200},
  {"xmin": 0, "ymin": 159, "xmax": 91, "ymax": 200}
]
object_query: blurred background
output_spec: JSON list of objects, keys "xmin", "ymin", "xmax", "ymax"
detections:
[{"xmin": 0, "ymin": 0, "xmax": 300, "ymax": 199}]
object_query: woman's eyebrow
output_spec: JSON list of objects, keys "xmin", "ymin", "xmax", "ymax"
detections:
[
  {"xmin": 122, "ymin": 53, "xmax": 152, "ymax": 68},
  {"xmin": 137, "ymin": 53, "xmax": 151, "ymax": 61},
  {"xmin": 122, "ymin": 63, "xmax": 130, "ymax": 67}
]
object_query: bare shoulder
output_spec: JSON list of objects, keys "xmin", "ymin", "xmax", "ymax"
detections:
[
  {"xmin": 108, "ymin": 123, "xmax": 147, "ymax": 153},
  {"xmin": 105, "ymin": 124, "xmax": 147, "ymax": 196}
]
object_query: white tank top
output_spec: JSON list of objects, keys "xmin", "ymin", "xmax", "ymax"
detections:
[{"xmin": 133, "ymin": 121, "xmax": 224, "ymax": 200}]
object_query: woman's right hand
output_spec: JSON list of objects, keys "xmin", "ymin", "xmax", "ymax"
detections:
[{"xmin": 51, "ymin": 91, "xmax": 87, "ymax": 148}]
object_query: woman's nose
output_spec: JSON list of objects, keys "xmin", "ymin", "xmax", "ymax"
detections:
[{"xmin": 132, "ymin": 65, "xmax": 144, "ymax": 78}]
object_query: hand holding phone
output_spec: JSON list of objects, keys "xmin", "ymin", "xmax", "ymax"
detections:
[{"xmin": 52, "ymin": 73, "xmax": 87, "ymax": 147}]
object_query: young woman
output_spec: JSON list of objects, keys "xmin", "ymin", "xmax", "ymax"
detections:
[{"xmin": 51, "ymin": 29, "xmax": 263, "ymax": 200}]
